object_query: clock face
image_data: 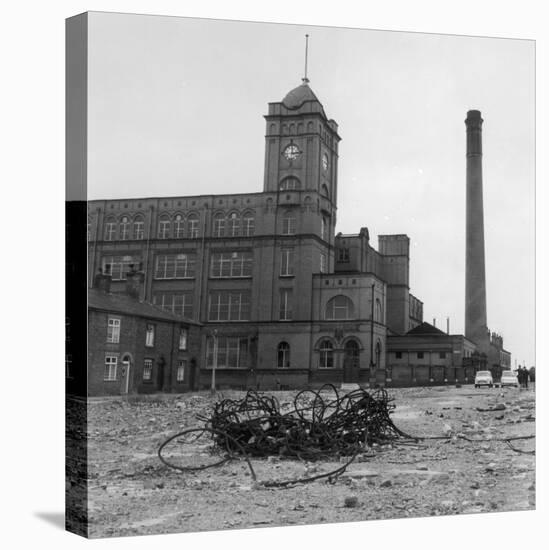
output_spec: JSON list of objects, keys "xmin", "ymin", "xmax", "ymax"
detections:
[
  {"xmin": 283, "ymin": 144, "xmax": 301, "ymax": 160},
  {"xmin": 322, "ymin": 153, "xmax": 329, "ymax": 171}
]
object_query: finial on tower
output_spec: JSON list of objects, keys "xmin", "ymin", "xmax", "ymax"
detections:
[{"xmin": 302, "ymin": 34, "xmax": 310, "ymax": 84}]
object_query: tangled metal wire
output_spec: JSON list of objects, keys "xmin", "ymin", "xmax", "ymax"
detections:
[{"xmin": 158, "ymin": 385, "xmax": 416, "ymax": 487}]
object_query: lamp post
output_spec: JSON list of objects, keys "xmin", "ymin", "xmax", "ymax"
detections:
[{"xmin": 210, "ymin": 329, "xmax": 218, "ymax": 395}]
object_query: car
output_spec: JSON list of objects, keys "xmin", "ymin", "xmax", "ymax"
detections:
[
  {"xmin": 474, "ymin": 370, "xmax": 493, "ymax": 388},
  {"xmin": 500, "ymin": 370, "xmax": 519, "ymax": 388}
]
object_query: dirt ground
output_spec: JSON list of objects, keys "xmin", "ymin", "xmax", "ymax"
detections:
[{"xmin": 84, "ymin": 384, "xmax": 535, "ymax": 538}]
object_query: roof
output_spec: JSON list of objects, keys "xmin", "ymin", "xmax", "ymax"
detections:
[
  {"xmin": 282, "ymin": 82, "xmax": 320, "ymax": 109},
  {"xmin": 406, "ymin": 322, "xmax": 448, "ymax": 337},
  {"xmin": 88, "ymin": 288, "xmax": 200, "ymax": 325}
]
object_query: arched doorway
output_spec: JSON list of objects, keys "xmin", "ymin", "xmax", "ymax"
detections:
[
  {"xmin": 121, "ymin": 354, "xmax": 132, "ymax": 395},
  {"xmin": 343, "ymin": 340, "xmax": 360, "ymax": 383}
]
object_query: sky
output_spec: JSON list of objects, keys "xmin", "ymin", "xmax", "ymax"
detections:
[{"xmin": 87, "ymin": 12, "xmax": 535, "ymax": 367}]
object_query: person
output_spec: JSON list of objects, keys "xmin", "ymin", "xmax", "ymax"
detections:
[
  {"xmin": 517, "ymin": 366, "xmax": 524, "ymax": 388},
  {"xmin": 524, "ymin": 367, "xmax": 529, "ymax": 389}
]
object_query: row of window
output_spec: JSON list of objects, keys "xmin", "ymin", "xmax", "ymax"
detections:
[
  {"xmin": 104, "ymin": 355, "xmax": 187, "ymax": 383},
  {"xmin": 394, "ymin": 351, "xmax": 447, "ymax": 359},
  {"xmin": 106, "ymin": 316, "xmax": 188, "ymax": 349}
]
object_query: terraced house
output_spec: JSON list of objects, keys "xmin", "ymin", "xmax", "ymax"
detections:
[{"xmin": 87, "ymin": 78, "xmax": 427, "ymax": 391}]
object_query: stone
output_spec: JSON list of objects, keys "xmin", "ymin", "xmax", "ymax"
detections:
[
  {"xmin": 344, "ymin": 496, "xmax": 359, "ymax": 508},
  {"xmin": 380, "ymin": 479, "xmax": 392, "ymax": 487}
]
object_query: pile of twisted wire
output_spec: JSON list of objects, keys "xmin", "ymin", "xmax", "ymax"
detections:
[{"xmin": 158, "ymin": 385, "xmax": 415, "ymax": 487}]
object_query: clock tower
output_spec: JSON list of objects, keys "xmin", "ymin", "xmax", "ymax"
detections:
[{"xmin": 263, "ymin": 78, "xmax": 341, "ymax": 208}]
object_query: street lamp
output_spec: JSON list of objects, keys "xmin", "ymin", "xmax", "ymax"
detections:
[{"xmin": 210, "ymin": 329, "xmax": 218, "ymax": 395}]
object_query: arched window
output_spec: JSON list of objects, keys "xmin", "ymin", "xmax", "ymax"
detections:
[
  {"xmin": 242, "ymin": 212, "xmax": 255, "ymax": 236},
  {"xmin": 375, "ymin": 340, "xmax": 382, "ymax": 367},
  {"xmin": 174, "ymin": 214, "xmax": 185, "ymax": 238},
  {"xmin": 319, "ymin": 340, "xmax": 334, "ymax": 369},
  {"xmin": 187, "ymin": 213, "xmax": 199, "ymax": 239},
  {"xmin": 228, "ymin": 212, "xmax": 240, "ymax": 237},
  {"xmin": 120, "ymin": 216, "xmax": 130, "ymax": 240},
  {"xmin": 321, "ymin": 216, "xmax": 329, "ymax": 241},
  {"xmin": 279, "ymin": 176, "xmax": 300, "ymax": 191},
  {"xmin": 213, "ymin": 213, "xmax": 225, "ymax": 237},
  {"xmin": 375, "ymin": 298, "xmax": 383, "ymax": 323},
  {"xmin": 104, "ymin": 217, "xmax": 116, "ymax": 241},
  {"xmin": 321, "ymin": 184, "xmax": 330, "ymax": 199},
  {"xmin": 133, "ymin": 215, "xmax": 144, "ymax": 240},
  {"xmin": 282, "ymin": 210, "xmax": 296, "ymax": 235},
  {"xmin": 277, "ymin": 342, "xmax": 290, "ymax": 368},
  {"xmin": 325, "ymin": 295, "xmax": 355, "ymax": 320},
  {"xmin": 158, "ymin": 214, "xmax": 171, "ymax": 239}
]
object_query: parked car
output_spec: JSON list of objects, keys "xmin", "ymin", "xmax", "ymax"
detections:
[
  {"xmin": 474, "ymin": 370, "xmax": 493, "ymax": 388},
  {"xmin": 500, "ymin": 370, "xmax": 519, "ymax": 388}
]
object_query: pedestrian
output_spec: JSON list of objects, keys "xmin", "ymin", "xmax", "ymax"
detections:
[
  {"xmin": 517, "ymin": 366, "xmax": 524, "ymax": 388},
  {"xmin": 524, "ymin": 367, "xmax": 529, "ymax": 389}
]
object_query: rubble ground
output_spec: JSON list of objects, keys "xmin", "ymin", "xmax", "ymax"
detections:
[{"xmin": 84, "ymin": 385, "xmax": 535, "ymax": 538}]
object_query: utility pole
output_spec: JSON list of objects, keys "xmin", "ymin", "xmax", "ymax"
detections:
[{"xmin": 210, "ymin": 329, "xmax": 218, "ymax": 395}]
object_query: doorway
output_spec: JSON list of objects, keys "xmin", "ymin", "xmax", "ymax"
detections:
[
  {"xmin": 343, "ymin": 340, "xmax": 360, "ymax": 383},
  {"xmin": 121, "ymin": 354, "xmax": 132, "ymax": 394}
]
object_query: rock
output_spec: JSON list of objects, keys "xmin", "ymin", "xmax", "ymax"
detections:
[
  {"xmin": 470, "ymin": 481, "xmax": 480, "ymax": 489},
  {"xmin": 344, "ymin": 496, "xmax": 359, "ymax": 508},
  {"xmin": 380, "ymin": 479, "xmax": 392, "ymax": 488},
  {"xmin": 528, "ymin": 484, "xmax": 535, "ymax": 491},
  {"xmin": 494, "ymin": 403, "xmax": 506, "ymax": 410}
]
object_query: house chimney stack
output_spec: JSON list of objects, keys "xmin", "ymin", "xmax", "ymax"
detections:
[
  {"xmin": 465, "ymin": 110, "xmax": 488, "ymax": 350},
  {"xmin": 93, "ymin": 268, "xmax": 112, "ymax": 293},
  {"xmin": 125, "ymin": 263, "xmax": 145, "ymax": 300}
]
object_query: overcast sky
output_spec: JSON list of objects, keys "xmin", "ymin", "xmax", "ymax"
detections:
[{"xmin": 87, "ymin": 11, "xmax": 535, "ymax": 367}]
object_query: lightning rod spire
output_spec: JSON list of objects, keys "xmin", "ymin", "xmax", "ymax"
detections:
[{"xmin": 302, "ymin": 34, "xmax": 310, "ymax": 84}]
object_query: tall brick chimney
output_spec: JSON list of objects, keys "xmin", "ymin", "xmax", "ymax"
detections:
[
  {"xmin": 465, "ymin": 110, "xmax": 488, "ymax": 350},
  {"xmin": 125, "ymin": 264, "xmax": 145, "ymax": 300}
]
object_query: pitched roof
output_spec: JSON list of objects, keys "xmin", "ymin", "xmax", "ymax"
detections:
[
  {"xmin": 282, "ymin": 82, "xmax": 322, "ymax": 110},
  {"xmin": 406, "ymin": 322, "xmax": 447, "ymax": 336},
  {"xmin": 88, "ymin": 288, "xmax": 200, "ymax": 325}
]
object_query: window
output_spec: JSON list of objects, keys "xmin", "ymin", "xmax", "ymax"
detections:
[
  {"xmin": 104, "ymin": 355, "xmax": 118, "ymax": 381},
  {"xmin": 321, "ymin": 184, "xmax": 330, "ymax": 199},
  {"xmin": 375, "ymin": 299, "xmax": 383, "ymax": 323},
  {"xmin": 120, "ymin": 216, "xmax": 130, "ymax": 240},
  {"xmin": 213, "ymin": 213, "xmax": 225, "ymax": 237},
  {"xmin": 102, "ymin": 256, "xmax": 141, "ymax": 281},
  {"xmin": 280, "ymin": 248, "xmax": 295, "ymax": 276},
  {"xmin": 153, "ymin": 292, "xmax": 193, "ymax": 318},
  {"xmin": 176, "ymin": 360, "xmax": 186, "ymax": 382},
  {"xmin": 228, "ymin": 213, "xmax": 240, "ymax": 237},
  {"xmin": 395, "ymin": 352, "xmax": 402, "ymax": 359},
  {"xmin": 337, "ymin": 247, "xmax": 350, "ymax": 262},
  {"xmin": 174, "ymin": 214, "xmax": 185, "ymax": 238},
  {"xmin": 188, "ymin": 214, "xmax": 199, "ymax": 239},
  {"xmin": 158, "ymin": 216, "xmax": 171, "ymax": 239},
  {"xmin": 143, "ymin": 359, "xmax": 153, "ymax": 381},
  {"xmin": 145, "ymin": 324, "xmax": 155, "ymax": 347},
  {"xmin": 208, "ymin": 291, "xmax": 251, "ymax": 321},
  {"xmin": 210, "ymin": 251, "xmax": 252, "ymax": 278},
  {"xmin": 206, "ymin": 336, "xmax": 250, "ymax": 368},
  {"xmin": 107, "ymin": 317, "xmax": 120, "ymax": 343},
  {"xmin": 321, "ymin": 217, "xmax": 328, "ymax": 241},
  {"xmin": 320, "ymin": 253, "xmax": 327, "ymax": 273},
  {"xmin": 179, "ymin": 328, "xmax": 188, "ymax": 350},
  {"xmin": 282, "ymin": 212, "xmax": 296, "ymax": 235},
  {"xmin": 325, "ymin": 295, "xmax": 355, "ymax": 320},
  {"xmin": 279, "ymin": 289, "xmax": 293, "ymax": 321},
  {"xmin": 133, "ymin": 217, "xmax": 144, "ymax": 240},
  {"xmin": 105, "ymin": 221, "xmax": 116, "ymax": 241},
  {"xmin": 243, "ymin": 214, "xmax": 255, "ymax": 236},
  {"xmin": 417, "ymin": 352, "xmax": 424, "ymax": 359},
  {"xmin": 277, "ymin": 342, "xmax": 290, "ymax": 368},
  {"xmin": 439, "ymin": 352, "xmax": 447, "ymax": 359},
  {"xmin": 319, "ymin": 340, "xmax": 334, "ymax": 368},
  {"xmin": 155, "ymin": 254, "xmax": 196, "ymax": 279},
  {"xmin": 279, "ymin": 177, "xmax": 300, "ymax": 191}
]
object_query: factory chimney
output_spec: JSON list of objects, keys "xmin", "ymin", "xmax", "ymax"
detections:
[{"xmin": 465, "ymin": 110, "xmax": 488, "ymax": 350}]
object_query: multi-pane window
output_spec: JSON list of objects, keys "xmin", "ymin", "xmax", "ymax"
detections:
[
  {"xmin": 280, "ymin": 248, "xmax": 295, "ymax": 276},
  {"xmin": 417, "ymin": 352, "xmax": 424, "ymax": 359},
  {"xmin": 210, "ymin": 251, "xmax": 253, "ymax": 278},
  {"xmin": 206, "ymin": 336, "xmax": 249, "ymax": 368},
  {"xmin": 395, "ymin": 352, "xmax": 403, "ymax": 359},
  {"xmin": 179, "ymin": 328, "xmax": 188, "ymax": 350},
  {"xmin": 176, "ymin": 360, "xmax": 186, "ymax": 382},
  {"xmin": 188, "ymin": 214, "xmax": 199, "ymax": 238},
  {"xmin": 105, "ymin": 221, "xmax": 116, "ymax": 241},
  {"xmin": 120, "ymin": 217, "xmax": 130, "ymax": 240},
  {"xmin": 319, "ymin": 341, "xmax": 334, "ymax": 368},
  {"xmin": 213, "ymin": 214, "xmax": 225, "ymax": 237},
  {"xmin": 282, "ymin": 212, "xmax": 296, "ymax": 235},
  {"xmin": 325, "ymin": 295, "xmax": 355, "ymax": 320},
  {"xmin": 158, "ymin": 217, "xmax": 171, "ymax": 239},
  {"xmin": 321, "ymin": 217, "xmax": 328, "ymax": 241},
  {"xmin": 145, "ymin": 324, "xmax": 155, "ymax": 347},
  {"xmin": 208, "ymin": 291, "xmax": 251, "ymax": 321},
  {"xmin": 104, "ymin": 355, "xmax": 118, "ymax": 381},
  {"xmin": 228, "ymin": 213, "xmax": 240, "ymax": 237},
  {"xmin": 320, "ymin": 253, "xmax": 327, "ymax": 273},
  {"xmin": 243, "ymin": 214, "xmax": 255, "ymax": 236},
  {"xmin": 439, "ymin": 352, "xmax": 447, "ymax": 359},
  {"xmin": 277, "ymin": 342, "xmax": 290, "ymax": 368},
  {"xmin": 375, "ymin": 299, "xmax": 383, "ymax": 322},
  {"xmin": 133, "ymin": 218, "xmax": 144, "ymax": 240},
  {"xmin": 143, "ymin": 359, "xmax": 153, "ymax": 381},
  {"xmin": 337, "ymin": 248, "xmax": 350, "ymax": 262},
  {"xmin": 153, "ymin": 292, "xmax": 193, "ymax": 318},
  {"xmin": 107, "ymin": 317, "xmax": 120, "ymax": 343},
  {"xmin": 102, "ymin": 256, "xmax": 141, "ymax": 281},
  {"xmin": 279, "ymin": 177, "xmax": 300, "ymax": 190},
  {"xmin": 155, "ymin": 254, "xmax": 196, "ymax": 279},
  {"xmin": 279, "ymin": 289, "xmax": 293, "ymax": 321},
  {"xmin": 174, "ymin": 214, "xmax": 185, "ymax": 238}
]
